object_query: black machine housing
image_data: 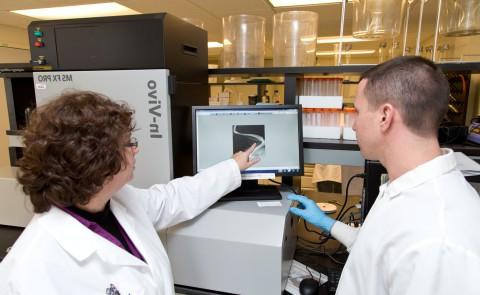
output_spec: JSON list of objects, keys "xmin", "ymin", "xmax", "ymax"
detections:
[{"xmin": 27, "ymin": 13, "xmax": 209, "ymax": 177}]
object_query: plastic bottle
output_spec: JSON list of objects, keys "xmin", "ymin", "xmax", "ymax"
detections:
[
  {"xmin": 272, "ymin": 90, "xmax": 280, "ymax": 103},
  {"xmin": 261, "ymin": 90, "xmax": 270, "ymax": 103}
]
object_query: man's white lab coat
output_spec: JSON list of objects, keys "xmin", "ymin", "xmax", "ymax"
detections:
[{"xmin": 332, "ymin": 149, "xmax": 480, "ymax": 295}]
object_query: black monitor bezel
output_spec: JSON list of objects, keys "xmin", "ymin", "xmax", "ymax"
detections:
[{"xmin": 192, "ymin": 104, "xmax": 304, "ymax": 177}]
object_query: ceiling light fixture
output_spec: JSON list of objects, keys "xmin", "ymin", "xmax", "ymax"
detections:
[
  {"xmin": 317, "ymin": 35, "xmax": 378, "ymax": 44},
  {"xmin": 269, "ymin": 0, "xmax": 351, "ymax": 7},
  {"xmin": 316, "ymin": 49, "xmax": 376, "ymax": 56},
  {"xmin": 208, "ymin": 42, "xmax": 223, "ymax": 48},
  {"xmin": 11, "ymin": 2, "xmax": 139, "ymax": 20}
]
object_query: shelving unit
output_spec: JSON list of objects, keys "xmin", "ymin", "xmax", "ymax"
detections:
[
  {"xmin": 209, "ymin": 62, "xmax": 480, "ymax": 166},
  {"xmin": 208, "ymin": 62, "xmax": 480, "ymax": 75}
]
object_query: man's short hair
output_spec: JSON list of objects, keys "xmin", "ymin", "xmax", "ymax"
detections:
[{"xmin": 360, "ymin": 56, "xmax": 449, "ymax": 136}]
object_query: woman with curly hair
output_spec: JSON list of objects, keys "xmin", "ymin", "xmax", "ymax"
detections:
[{"xmin": 0, "ymin": 91, "xmax": 258, "ymax": 295}]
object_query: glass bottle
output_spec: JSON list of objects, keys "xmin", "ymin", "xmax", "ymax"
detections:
[
  {"xmin": 389, "ymin": 41, "xmax": 401, "ymax": 59},
  {"xmin": 378, "ymin": 42, "xmax": 388, "ymax": 63},
  {"xmin": 261, "ymin": 90, "xmax": 270, "ymax": 103},
  {"xmin": 272, "ymin": 90, "xmax": 280, "ymax": 103}
]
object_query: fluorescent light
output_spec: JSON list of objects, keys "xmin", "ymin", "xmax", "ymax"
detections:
[
  {"xmin": 317, "ymin": 35, "xmax": 378, "ymax": 44},
  {"xmin": 11, "ymin": 2, "xmax": 139, "ymax": 20},
  {"xmin": 316, "ymin": 50, "xmax": 376, "ymax": 56},
  {"xmin": 269, "ymin": 0, "xmax": 350, "ymax": 7},
  {"xmin": 208, "ymin": 42, "xmax": 223, "ymax": 48}
]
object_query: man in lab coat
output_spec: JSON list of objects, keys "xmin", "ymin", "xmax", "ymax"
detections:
[
  {"xmin": 0, "ymin": 91, "xmax": 258, "ymax": 295},
  {"xmin": 289, "ymin": 56, "xmax": 480, "ymax": 294}
]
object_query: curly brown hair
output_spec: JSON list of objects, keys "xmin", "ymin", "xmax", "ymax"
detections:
[{"xmin": 17, "ymin": 91, "xmax": 135, "ymax": 213}]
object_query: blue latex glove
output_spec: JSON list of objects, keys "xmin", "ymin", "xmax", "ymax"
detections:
[{"xmin": 288, "ymin": 193, "xmax": 336, "ymax": 233}]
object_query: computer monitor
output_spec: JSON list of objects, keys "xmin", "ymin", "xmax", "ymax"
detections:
[
  {"xmin": 192, "ymin": 104, "xmax": 304, "ymax": 201},
  {"xmin": 362, "ymin": 160, "xmax": 387, "ymax": 221}
]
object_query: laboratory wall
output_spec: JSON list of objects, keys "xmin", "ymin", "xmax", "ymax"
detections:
[{"xmin": 0, "ymin": 25, "xmax": 30, "ymax": 167}]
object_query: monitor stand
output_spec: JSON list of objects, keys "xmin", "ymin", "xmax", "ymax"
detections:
[{"xmin": 219, "ymin": 180, "xmax": 281, "ymax": 202}]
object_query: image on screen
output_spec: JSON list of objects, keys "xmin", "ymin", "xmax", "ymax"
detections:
[
  {"xmin": 232, "ymin": 125, "xmax": 266, "ymax": 160},
  {"xmin": 193, "ymin": 105, "xmax": 303, "ymax": 178}
]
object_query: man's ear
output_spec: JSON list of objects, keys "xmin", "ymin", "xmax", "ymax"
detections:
[{"xmin": 379, "ymin": 103, "xmax": 394, "ymax": 132}]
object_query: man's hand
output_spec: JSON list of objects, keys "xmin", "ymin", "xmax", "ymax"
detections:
[
  {"xmin": 288, "ymin": 193, "xmax": 336, "ymax": 233},
  {"xmin": 233, "ymin": 143, "xmax": 260, "ymax": 171}
]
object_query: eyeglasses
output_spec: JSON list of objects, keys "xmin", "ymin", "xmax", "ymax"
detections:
[{"xmin": 124, "ymin": 137, "xmax": 139, "ymax": 148}]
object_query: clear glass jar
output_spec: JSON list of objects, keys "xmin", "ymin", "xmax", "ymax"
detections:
[
  {"xmin": 222, "ymin": 15, "xmax": 265, "ymax": 68},
  {"xmin": 440, "ymin": 0, "xmax": 480, "ymax": 37},
  {"xmin": 378, "ymin": 42, "xmax": 388, "ymax": 63},
  {"xmin": 273, "ymin": 11, "xmax": 318, "ymax": 67},
  {"xmin": 352, "ymin": 0, "xmax": 407, "ymax": 39},
  {"xmin": 389, "ymin": 41, "xmax": 401, "ymax": 59}
]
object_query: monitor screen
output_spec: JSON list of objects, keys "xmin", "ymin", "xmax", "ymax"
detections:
[{"xmin": 192, "ymin": 105, "xmax": 304, "ymax": 179}]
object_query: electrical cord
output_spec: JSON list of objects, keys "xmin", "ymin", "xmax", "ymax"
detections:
[
  {"xmin": 306, "ymin": 265, "xmax": 314, "ymax": 278},
  {"xmin": 325, "ymin": 253, "xmax": 346, "ymax": 265},
  {"xmin": 296, "ymin": 242, "xmax": 348, "ymax": 265},
  {"xmin": 336, "ymin": 173, "xmax": 365, "ymax": 221},
  {"xmin": 337, "ymin": 205, "xmax": 357, "ymax": 221},
  {"xmin": 298, "ymin": 236, "xmax": 328, "ymax": 245},
  {"xmin": 303, "ymin": 219, "xmax": 328, "ymax": 236}
]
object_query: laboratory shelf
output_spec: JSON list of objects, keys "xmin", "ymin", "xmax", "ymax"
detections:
[
  {"xmin": 301, "ymin": 138, "xmax": 480, "ymax": 165},
  {"xmin": 303, "ymin": 138, "xmax": 359, "ymax": 151},
  {"xmin": 302, "ymin": 138, "xmax": 363, "ymax": 166},
  {"xmin": 0, "ymin": 72, "xmax": 33, "ymax": 78},
  {"xmin": 208, "ymin": 64, "xmax": 375, "ymax": 75},
  {"xmin": 303, "ymin": 147, "xmax": 364, "ymax": 166},
  {"xmin": 208, "ymin": 62, "xmax": 480, "ymax": 75},
  {"xmin": 209, "ymin": 82, "xmax": 284, "ymax": 85}
]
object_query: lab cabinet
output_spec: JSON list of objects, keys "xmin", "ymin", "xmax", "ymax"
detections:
[{"xmin": 208, "ymin": 62, "xmax": 480, "ymax": 166}]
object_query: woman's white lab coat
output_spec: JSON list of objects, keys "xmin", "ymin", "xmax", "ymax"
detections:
[{"xmin": 0, "ymin": 159, "xmax": 241, "ymax": 295}]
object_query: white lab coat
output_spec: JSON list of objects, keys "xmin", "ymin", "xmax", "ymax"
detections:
[
  {"xmin": 0, "ymin": 159, "xmax": 241, "ymax": 295},
  {"xmin": 331, "ymin": 149, "xmax": 480, "ymax": 295}
]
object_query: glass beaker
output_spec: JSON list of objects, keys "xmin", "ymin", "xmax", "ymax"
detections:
[
  {"xmin": 352, "ymin": 0, "xmax": 407, "ymax": 39},
  {"xmin": 222, "ymin": 15, "xmax": 265, "ymax": 68},
  {"xmin": 389, "ymin": 41, "xmax": 401, "ymax": 59},
  {"xmin": 333, "ymin": 43, "xmax": 352, "ymax": 65},
  {"xmin": 440, "ymin": 0, "xmax": 480, "ymax": 37},
  {"xmin": 273, "ymin": 11, "xmax": 318, "ymax": 67},
  {"xmin": 378, "ymin": 42, "xmax": 388, "ymax": 63}
]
